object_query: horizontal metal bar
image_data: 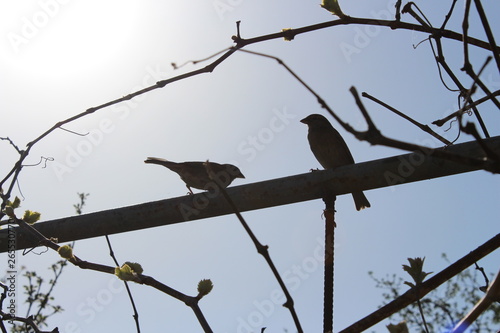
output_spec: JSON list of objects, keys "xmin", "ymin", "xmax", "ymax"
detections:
[{"xmin": 1, "ymin": 136, "xmax": 499, "ymax": 252}]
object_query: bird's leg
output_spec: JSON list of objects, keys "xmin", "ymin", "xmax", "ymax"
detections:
[{"xmin": 186, "ymin": 185, "xmax": 194, "ymax": 195}]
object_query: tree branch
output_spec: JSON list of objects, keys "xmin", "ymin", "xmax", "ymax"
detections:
[
  {"xmin": 361, "ymin": 92, "xmax": 452, "ymax": 145},
  {"xmin": 233, "ymin": 16, "xmax": 498, "ymax": 53},
  {"xmin": 340, "ymin": 233, "xmax": 500, "ymax": 333},
  {"xmin": 451, "ymin": 267, "xmax": 500, "ymax": 333},
  {"xmin": 10, "ymin": 218, "xmax": 214, "ymax": 333},
  {"xmin": 473, "ymin": 0, "xmax": 500, "ymax": 72},
  {"xmin": 205, "ymin": 162, "xmax": 303, "ymax": 333}
]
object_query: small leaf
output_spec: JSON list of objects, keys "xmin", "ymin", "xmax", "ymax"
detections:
[
  {"xmin": 403, "ymin": 281, "xmax": 415, "ymax": 288},
  {"xmin": 8, "ymin": 196, "xmax": 21, "ymax": 209},
  {"xmin": 124, "ymin": 261, "xmax": 143, "ymax": 274},
  {"xmin": 387, "ymin": 321, "xmax": 409, "ymax": 333},
  {"xmin": 23, "ymin": 210, "xmax": 41, "ymax": 224},
  {"xmin": 58, "ymin": 245, "xmax": 74, "ymax": 260},
  {"xmin": 403, "ymin": 257, "xmax": 432, "ymax": 286},
  {"xmin": 4, "ymin": 206, "xmax": 15, "ymax": 218},
  {"xmin": 115, "ymin": 262, "xmax": 143, "ymax": 281},
  {"xmin": 197, "ymin": 279, "xmax": 213, "ymax": 297},
  {"xmin": 321, "ymin": 0, "xmax": 345, "ymax": 17},
  {"xmin": 115, "ymin": 264, "xmax": 136, "ymax": 281}
]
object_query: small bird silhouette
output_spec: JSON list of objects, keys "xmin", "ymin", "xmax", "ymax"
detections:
[
  {"xmin": 301, "ymin": 114, "xmax": 370, "ymax": 210},
  {"xmin": 144, "ymin": 158, "xmax": 245, "ymax": 194}
]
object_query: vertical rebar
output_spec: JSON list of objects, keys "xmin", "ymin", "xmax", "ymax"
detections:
[{"xmin": 322, "ymin": 194, "xmax": 336, "ymax": 333}]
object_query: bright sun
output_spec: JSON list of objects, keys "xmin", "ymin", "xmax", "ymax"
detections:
[{"xmin": 2, "ymin": 1, "xmax": 140, "ymax": 79}]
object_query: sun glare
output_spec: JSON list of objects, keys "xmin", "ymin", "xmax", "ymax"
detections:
[{"xmin": 3, "ymin": 1, "xmax": 140, "ymax": 79}]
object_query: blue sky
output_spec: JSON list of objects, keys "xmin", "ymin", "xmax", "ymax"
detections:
[{"xmin": 1, "ymin": 1, "xmax": 500, "ymax": 332}]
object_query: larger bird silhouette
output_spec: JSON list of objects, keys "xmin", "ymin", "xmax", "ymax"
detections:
[
  {"xmin": 144, "ymin": 158, "xmax": 245, "ymax": 194},
  {"xmin": 301, "ymin": 114, "xmax": 371, "ymax": 210}
]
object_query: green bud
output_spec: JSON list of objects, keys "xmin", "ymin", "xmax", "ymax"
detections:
[
  {"xmin": 124, "ymin": 261, "xmax": 143, "ymax": 274},
  {"xmin": 8, "ymin": 197, "xmax": 21, "ymax": 209},
  {"xmin": 4, "ymin": 206, "xmax": 15, "ymax": 218},
  {"xmin": 197, "ymin": 279, "xmax": 213, "ymax": 297},
  {"xmin": 58, "ymin": 245, "xmax": 74, "ymax": 259},
  {"xmin": 23, "ymin": 210, "xmax": 41, "ymax": 224},
  {"xmin": 115, "ymin": 262, "xmax": 143, "ymax": 281},
  {"xmin": 115, "ymin": 264, "xmax": 133, "ymax": 281},
  {"xmin": 321, "ymin": 0, "xmax": 345, "ymax": 17}
]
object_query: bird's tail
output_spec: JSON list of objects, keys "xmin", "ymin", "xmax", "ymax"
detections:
[
  {"xmin": 144, "ymin": 157, "xmax": 176, "ymax": 167},
  {"xmin": 352, "ymin": 191, "xmax": 371, "ymax": 211}
]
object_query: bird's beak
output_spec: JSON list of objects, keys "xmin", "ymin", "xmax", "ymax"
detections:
[{"xmin": 300, "ymin": 117, "xmax": 307, "ymax": 124}]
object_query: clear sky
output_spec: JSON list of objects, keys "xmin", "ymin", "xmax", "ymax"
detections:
[{"xmin": 1, "ymin": 1, "xmax": 499, "ymax": 332}]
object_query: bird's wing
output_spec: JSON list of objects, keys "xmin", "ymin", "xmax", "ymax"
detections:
[{"xmin": 309, "ymin": 126, "xmax": 355, "ymax": 168}]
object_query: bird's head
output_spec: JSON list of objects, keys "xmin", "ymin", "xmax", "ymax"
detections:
[
  {"xmin": 224, "ymin": 164, "xmax": 245, "ymax": 180},
  {"xmin": 300, "ymin": 114, "xmax": 331, "ymax": 128}
]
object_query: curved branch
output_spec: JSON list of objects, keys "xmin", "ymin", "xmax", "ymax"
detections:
[
  {"xmin": 0, "ymin": 46, "xmax": 240, "ymax": 211},
  {"xmin": 234, "ymin": 16, "xmax": 498, "ymax": 53},
  {"xmin": 12, "ymin": 218, "xmax": 214, "ymax": 333}
]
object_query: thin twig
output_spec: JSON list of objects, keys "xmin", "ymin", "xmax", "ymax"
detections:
[
  {"xmin": 463, "ymin": 0, "xmax": 473, "ymax": 71},
  {"xmin": 0, "ymin": 312, "xmax": 57, "ymax": 333},
  {"xmin": 433, "ymin": 90, "xmax": 500, "ymax": 127},
  {"xmin": 428, "ymin": 39, "xmax": 460, "ymax": 92},
  {"xmin": 394, "ymin": 0, "xmax": 402, "ymax": 21},
  {"xmin": 440, "ymin": 0, "xmax": 459, "ymax": 30},
  {"xmin": 451, "ymin": 268, "xmax": 500, "ymax": 333},
  {"xmin": 416, "ymin": 294, "xmax": 430, "ymax": 333},
  {"xmin": 11, "ymin": 217, "xmax": 213, "ymax": 333},
  {"xmin": 237, "ymin": 49, "xmax": 321, "ymax": 101},
  {"xmin": 349, "ymin": 88, "xmax": 499, "ymax": 173},
  {"xmin": 361, "ymin": 92, "xmax": 452, "ymax": 145},
  {"xmin": 432, "ymin": 36, "xmax": 490, "ymax": 138},
  {"xmin": 433, "ymin": 38, "xmax": 467, "ymax": 91},
  {"xmin": 461, "ymin": 56, "xmax": 500, "ymax": 116},
  {"xmin": 58, "ymin": 127, "xmax": 89, "ymax": 136},
  {"xmin": 171, "ymin": 47, "xmax": 232, "ymax": 70},
  {"xmin": 402, "ymin": 2, "xmax": 432, "ymax": 28},
  {"xmin": 350, "ymin": 87, "xmax": 378, "ymax": 132},
  {"xmin": 33, "ymin": 261, "xmax": 66, "ymax": 322},
  {"xmin": 473, "ymin": 0, "xmax": 500, "ymax": 72},
  {"xmin": 0, "ymin": 137, "xmax": 22, "ymax": 154},
  {"xmin": 104, "ymin": 235, "xmax": 141, "ymax": 333},
  {"xmin": 236, "ymin": 49, "xmax": 498, "ymax": 173},
  {"xmin": 21, "ymin": 156, "xmax": 54, "ymax": 168},
  {"xmin": 474, "ymin": 262, "xmax": 489, "ymax": 290},
  {"xmin": 204, "ymin": 162, "xmax": 304, "ymax": 333},
  {"xmin": 459, "ymin": 56, "xmax": 495, "ymax": 139}
]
